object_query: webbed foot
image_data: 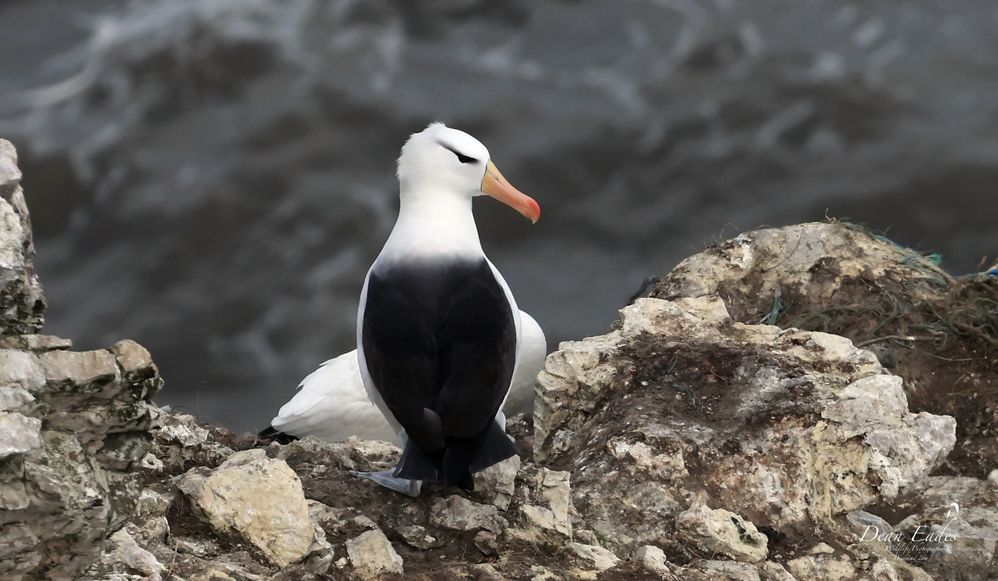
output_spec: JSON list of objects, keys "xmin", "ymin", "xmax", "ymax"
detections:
[{"xmin": 349, "ymin": 470, "xmax": 422, "ymax": 497}]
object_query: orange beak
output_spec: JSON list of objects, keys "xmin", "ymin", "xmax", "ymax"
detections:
[{"xmin": 481, "ymin": 160, "xmax": 540, "ymax": 224}]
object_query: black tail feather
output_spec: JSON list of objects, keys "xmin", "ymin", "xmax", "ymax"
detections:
[
  {"xmin": 395, "ymin": 420, "xmax": 518, "ymax": 491},
  {"xmin": 395, "ymin": 440, "xmax": 443, "ymax": 482},
  {"xmin": 443, "ymin": 420, "xmax": 518, "ymax": 491}
]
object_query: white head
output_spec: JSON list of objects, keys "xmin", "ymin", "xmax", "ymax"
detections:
[{"xmin": 396, "ymin": 122, "xmax": 540, "ymax": 223}]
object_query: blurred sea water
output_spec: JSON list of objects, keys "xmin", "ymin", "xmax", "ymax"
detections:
[{"xmin": 1, "ymin": 0, "xmax": 996, "ymax": 430}]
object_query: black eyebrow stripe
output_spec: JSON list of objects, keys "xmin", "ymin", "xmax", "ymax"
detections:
[{"xmin": 438, "ymin": 141, "xmax": 478, "ymax": 164}]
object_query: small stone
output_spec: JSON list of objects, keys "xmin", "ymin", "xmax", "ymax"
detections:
[
  {"xmin": 345, "ymin": 528, "xmax": 404, "ymax": 579},
  {"xmin": 138, "ymin": 453, "xmax": 164, "ymax": 472},
  {"xmin": 676, "ymin": 503, "xmax": 769, "ymax": 563},
  {"xmin": 430, "ymin": 495, "xmax": 505, "ymax": 533},
  {"xmin": 568, "ymin": 542, "xmax": 620, "ymax": 572},
  {"xmin": 103, "ymin": 528, "xmax": 165, "ymax": 581},
  {"xmin": 397, "ymin": 525, "xmax": 441, "ymax": 550},
  {"xmin": 988, "ymin": 469, "xmax": 998, "ymax": 484},
  {"xmin": 176, "ymin": 449, "xmax": 316, "ymax": 567},
  {"xmin": 634, "ymin": 545, "xmax": 671, "ymax": 578},
  {"xmin": 111, "ymin": 340, "xmax": 156, "ymax": 377}
]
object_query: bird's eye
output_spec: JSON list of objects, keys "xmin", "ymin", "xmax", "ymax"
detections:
[{"xmin": 439, "ymin": 142, "xmax": 478, "ymax": 164}]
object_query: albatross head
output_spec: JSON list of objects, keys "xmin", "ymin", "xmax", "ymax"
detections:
[{"xmin": 397, "ymin": 122, "xmax": 540, "ymax": 223}]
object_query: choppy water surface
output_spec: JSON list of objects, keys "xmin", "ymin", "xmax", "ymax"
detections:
[{"xmin": 1, "ymin": 0, "xmax": 996, "ymax": 430}]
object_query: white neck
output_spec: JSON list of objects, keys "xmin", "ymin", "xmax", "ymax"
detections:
[{"xmin": 377, "ymin": 186, "xmax": 484, "ymax": 265}]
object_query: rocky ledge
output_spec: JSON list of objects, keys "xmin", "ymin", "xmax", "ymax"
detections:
[{"xmin": 1, "ymin": 139, "xmax": 995, "ymax": 580}]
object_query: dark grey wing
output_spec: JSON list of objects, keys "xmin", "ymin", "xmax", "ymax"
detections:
[
  {"xmin": 361, "ymin": 270, "xmax": 443, "ymax": 451},
  {"xmin": 435, "ymin": 260, "xmax": 517, "ymax": 439}
]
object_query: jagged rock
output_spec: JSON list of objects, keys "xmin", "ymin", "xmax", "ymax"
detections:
[
  {"xmin": 345, "ymin": 527, "xmax": 404, "ymax": 579},
  {"xmin": 151, "ymin": 411, "xmax": 233, "ymax": 473},
  {"xmin": 676, "ymin": 502, "xmax": 769, "ymax": 563},
  {"xmin": 430, "ymin": 494, "xmax": 507, "ymax": 533},
  {"xmin": 0, "ymin": 339, "xmax": 162, "ymax": 580},
  {"xmin": 396, "ymin": 524, "xmax": 441, "ymax": 550},
  {"xmin": 535, "ymin": 295, "xmax": 955, "ymax": 554},
  {"xmin": 0, "ymin": 139, "xmax": 44, "ymax": 335},
  {"xmin": 86, "ymin": 527, "xmax": 166, "ymax": 580},
  {"xmin": 884, "ymin": 476, "xmax": 997, "ymax": 580},
  {"xmin": 0, "ymin": 167, "xmax": 163, "ymax": 580},
  {"xmin": 474, "ymin": 454, "xmax": 521, "ymax": 510},
  {"xmin": 649, "ymin": 221, "xmax": 996, "ymax": 477},
  {"xmin": 507, "ymin": 465, "xmax": 573, "ymax": 543},
  {"xmin": 176, "ymin": 448, "xmax": 327, "ymax": 567}
]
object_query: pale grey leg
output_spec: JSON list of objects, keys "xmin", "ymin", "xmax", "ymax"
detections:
[
  {"xmin": 349, "ymin": 430, "xmax": 422, "ymax": 497},
  {"xmin": 349, "ymin": 469, "xmax": 422, "ymax": 497}
]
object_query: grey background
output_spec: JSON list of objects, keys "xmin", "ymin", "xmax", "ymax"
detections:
[{"xmin": 1, "ymin": 0, "xmax": 996, "ymax": 431}]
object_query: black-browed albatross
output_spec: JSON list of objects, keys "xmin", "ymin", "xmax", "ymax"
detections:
[
  {"xmin": 354, "ymin": 122, "xmax": 540, "ymax": 495},
  {"xmin": 267, "ymin": 311, "xmax": 546, "ymax": 443}
]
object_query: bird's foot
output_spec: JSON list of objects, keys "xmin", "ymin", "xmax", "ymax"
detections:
[{"xmin": 349, "ymin": 470, "xmax": 422, "ymax": 497}]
